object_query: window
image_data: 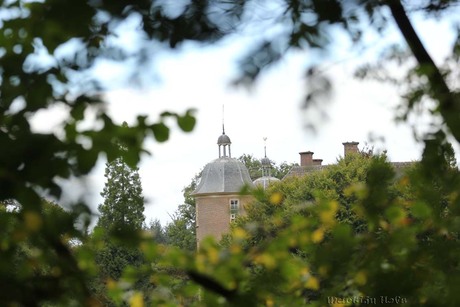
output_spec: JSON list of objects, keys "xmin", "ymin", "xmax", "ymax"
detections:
[
  {"xmin": 230, "ymin": 199, "xmax": 239, "ymax": 222},
  {"xmin": 230, "ymin": 199, "xmax": 239, "ymax": 211}
]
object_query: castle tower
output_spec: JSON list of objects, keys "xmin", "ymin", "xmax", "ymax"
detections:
[{"xmin": 192, "ymin": 128, "xmax": 254, "ymax": 248}]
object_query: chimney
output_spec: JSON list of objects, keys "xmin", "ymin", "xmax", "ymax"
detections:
[
  {"xmin": 313, "ymin": 159, "xmax": 323, "ymax": 166},
  {"xmin": 343, "ymin": 141, "xmax": 359, "ymax": 157},
  {"xmin": 299, "ymin": 151, "xmax": 314, "ymax": 166}
]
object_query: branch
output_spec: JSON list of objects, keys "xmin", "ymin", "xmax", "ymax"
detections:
[
  {"xmin": 187, "ymin": 270, "xmax": 236, "ymax": 301},
  {"xmin": 387, "ymin": 0, "xmax": 460, "ymax": 141}
]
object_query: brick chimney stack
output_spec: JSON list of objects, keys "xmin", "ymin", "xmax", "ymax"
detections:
[
  {"xmin": 299, "ymin": 151, "xmax": 314, "ymax": 166},
  {"xmin": 313, "ymin": 159, "xmax": 323, "ymax": 166},
  {"xmin": 343, "ymin": 141, "xmax": 359, "ymax": 157}
]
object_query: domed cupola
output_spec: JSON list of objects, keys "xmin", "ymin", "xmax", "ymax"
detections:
[
  {"xmin": 193, "ymin": 128, "xmax": 254, "ymax": 196},
  {"xmin": 253, "ymin": 137, "xmax": 280, "ymax": 189},
  {"xmin": 261, "ymin": 156, "xmax": 271, "ymax": 167},
  {"xmin": 217, "ymin": 127, "xmax": 232, "ymax": 158}
]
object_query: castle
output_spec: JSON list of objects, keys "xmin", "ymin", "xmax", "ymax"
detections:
[
  {"xmin": 192, "ymin": 128, "xmax": 413, "ymax": 248},
  {"xmin": 191, "ymin": 126, "xmax": 373, "ymax": 247}
]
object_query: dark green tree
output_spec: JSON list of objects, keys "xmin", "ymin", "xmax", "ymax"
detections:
[
  {"xmin": 148, "ymin": 219, "xmax": 168, "ymax": 244},
  {"xmin": 164, "ymin": 174, "xmax": 199, "ymax": 251},
  {"xmin": 165, "ymin": 206, "xmax": 196, "ymax": 251},
  {"xmin": 97, "ymin": 157, "xmax": 145, "ymax": 232},
  {"xmin": 91, "ymin": 156, "xmax": 147, "ymax": 304}
]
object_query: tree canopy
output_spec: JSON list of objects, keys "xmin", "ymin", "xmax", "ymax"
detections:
[{"xmin": 97, "ymin": 157, "xmax": 145, "ymax": 232}]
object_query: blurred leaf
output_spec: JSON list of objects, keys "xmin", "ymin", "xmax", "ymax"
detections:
[
  {"xmin": 151, "ymin": 123, "xmax": 169, "ymax": 142},
  {"xmin": 177, "ymin": 110, "xmax": 196, "ymax": 132}
]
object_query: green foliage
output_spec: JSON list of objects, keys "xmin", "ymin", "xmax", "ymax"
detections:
[
  {"xmin": 165, "ymin": 208, "xmax": 197, "ymax": 252},
  {"xmin": 97, "ymin": 157, "xmax": 145, "ymax": 232},
  {"xmin": 148, "ymin": 219, "xmax": 168, "ymax": 245},
  {"xmin": 0, "ymin": 199, "xmax": 91, "ymax": 305},
  {"xmin": 0, "ymin": 1, "xmax": 204, "ymax": 304},
  {"xmin": 238, "ymin": 154, "xmax": 296, "ymax": 180},
  {"xmin": 232, "ymin": 152, "xmax": 391, "ymax": 248},
  {"xmin": 90, "ymin": 156, "xmax": 147, "ymax": 304},
  {"xmin": 164, "ymin": 174, "xmax": 199, "ymax": 251},
  {"xmin": 215, "ymin": 145, "xmax": 460, "ymax": 305}
]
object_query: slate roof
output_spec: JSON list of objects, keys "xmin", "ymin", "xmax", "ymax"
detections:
[
  {"xmin": 192, "ymin": 157, "xmax": 254, "ymax": 196},
  {"xmin": 283, "ymin": 165, "xmax": 329, "ymax": 179},
  {"xmin": 284, "ymin": 162, "xmax": 415, "ymax": 179},
  {"xmin": 253, "ymin": 176, "xmax": 281, "ymax": 189}
]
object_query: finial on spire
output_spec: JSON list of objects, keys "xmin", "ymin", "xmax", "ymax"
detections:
[
  {"xmin": 263, "ymin": 137, "xmax": 267, "ymax": 158},
  {"xmin": 222, "ymin": 104, "xmax": 225, "ymax": 134}
]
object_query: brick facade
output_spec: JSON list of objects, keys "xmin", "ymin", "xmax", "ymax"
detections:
[{"xmin": 195, "ymin": 194, "xmax": 253, "ymax": 247}]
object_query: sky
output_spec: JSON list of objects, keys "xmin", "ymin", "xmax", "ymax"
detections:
[{"xmin": 29, "ymin": 6, "xmax": 459, "ymax": 226}]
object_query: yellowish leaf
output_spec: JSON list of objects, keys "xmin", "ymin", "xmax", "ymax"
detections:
[
  {"xmin": 318, "ymin": 265, "xmax": 329, "ymax": 277},
  {"xmin": 207, "ymin": 247, "xmax": 219, "ymax": 264},
  {"xmin": 354, "ymin": 270, "xmax": 367, "ymax": 286},
  {"xmin": 305, "ymin": 276, "xmax": 319, "ymax": 290},
  {"xmin": 233, "ymin": 227, "xmax": 247, "ymax": 240},
  {"xmin": 130, "ymin": 292, "xmax": 144, "ymax": 307},
  {"xmin": 266, "ymin": 297, "xmax": 274, "ymax": 307},
  {"xmin": 24, "ymin": 211, "xmax": 42, "ymax": 232},
  {"xmin": 311, "ymin": 228, "xmax": 324, "ymax": 243},
  {"xmin": 269, "ymin": 192, "xmax": 283, "ymax": 205},
  {"xmin": 106, "ymin": 278, "xmax": 116, "ymax": 290},
  {"xmin": 255, "ymin": 253, "xmax": 276, "ymax": 270},
  {"xmin": 319, "ymin": 201, "xmax": 338, "ymax": 226}
]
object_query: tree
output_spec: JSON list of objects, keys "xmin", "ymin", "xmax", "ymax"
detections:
[
  {"xmin": 148, "ymin": 219, "xmax": 168, "ymax": 244},
  {"xmin": 230, "ymin": 152, "xmax": 388, "ymax": 247},
  {"xmin": 0, "ymin": 199, "xmax": 86, "ymax": 306},
  {"xmin": 214, "ymin": 148, "xmax": 460, "ymax": 305},
  {"xmin": 164, "ymin": 174, "xmax": 199, "ymax": 251},
  {"xmin": 97, "ymin": 157, "xmax": 145, "ymax": 232},
  {"xmin": 0, "ymin": 1, "xmax": 201, "ymax": 304},
  {"xmin": 90, "ymin": 155, "xmax": 147, "ymax": 304},
  {"xmin": 238, "ymin": 154, "xmax": 296, "ymax": 180},
  {"xmin": 165, "ymin": 206, "xmax": 197, "ymax": 251}
]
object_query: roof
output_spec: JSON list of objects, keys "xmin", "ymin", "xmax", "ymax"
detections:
[
  {"xmin": 253, "ymin": 176, "xmax": 280, "ymax": 189},
  {"xmin": 283, "ymin": 165, "xmax": 329, "ymax": 178},
  {"xmin": 192, "ymin": 157, "xmax": 254, "ymax": 196},
  {"xmin": 284, "ymin": 162, "xmax": 415, "ymax": 179},
  {"xmin": 261, "ymin": 157, "xmax": 271, "ymax": 166},
  {"xmin": 217, "ymin": 133, "xmax": 231, "ymax": 145}
]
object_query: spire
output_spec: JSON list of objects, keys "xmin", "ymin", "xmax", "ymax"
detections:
[
  {"xmin": 263, "ymin": 137, "xmax": 267, "ymax": 158},
  {"xmin": 222, "ymin": 104, "xmax": 225, "ymax": 135},
  {"xmin": 253, "ymin": 136, "xmax": 280, "ymax": 189},
  {"xmin": 217, "ymin": 104, "xmax": 231, "ymax": 158},
  {"xmin": 261, "ymin": 137, "xmax": 271, "ymax": 177}
]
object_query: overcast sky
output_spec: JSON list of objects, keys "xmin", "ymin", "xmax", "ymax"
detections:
[{"xmin": 30, "ymin": 8, "xmax": 459, "ymax": 226}]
